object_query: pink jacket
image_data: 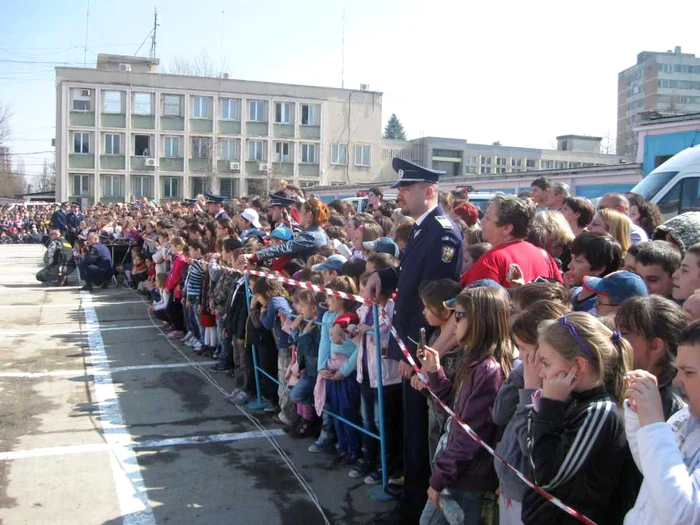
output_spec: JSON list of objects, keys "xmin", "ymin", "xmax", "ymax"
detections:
[{"xmin": 355, "ymin": 300, "xmax": 401, "ymax": 388}]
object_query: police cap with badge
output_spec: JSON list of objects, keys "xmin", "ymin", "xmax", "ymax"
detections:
[
  {"xmin": 184, "ymin": 198, "xmax": 198, "ymax": 205},
  {"xmin": 268, "ymin": 193, "xmax": 296, "ymax": 208},
  {"xmin": 390, "ymin": 158, "xmax": 444, "ymax": 188},
  {"xmin": 204, "ymin": 190, "xmax": 226, "ymax": 204}
]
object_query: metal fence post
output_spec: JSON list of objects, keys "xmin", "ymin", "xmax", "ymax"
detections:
[{"xmin": 244, "ymin": 272, "xmax": 269, "ymax": 410}]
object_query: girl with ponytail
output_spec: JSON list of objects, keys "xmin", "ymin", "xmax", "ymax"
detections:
[{"xmin": 522, "ymin": 312, "xmax": 641, "ymax": 524}]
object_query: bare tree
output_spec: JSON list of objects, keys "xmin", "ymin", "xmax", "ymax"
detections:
[
  {"xmin": 165, "ymin": 50, "xmax": 225, "ymax": 77},
  {"xmin": 601, "ymin": 131, "xmax": 617, "ymax": 155},
  {"xmin": 36, "ymin": 158, "xmax": 56, "ymax": 192},
  {"xmin": 0, "ymin": 102, "xmax": 11, "ymax": 147}
]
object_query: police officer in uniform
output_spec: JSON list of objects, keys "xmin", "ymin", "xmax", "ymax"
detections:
[
  {"xmin": 66, "ymin": 202, "xmax": 84, "ymax": 245},
  {"xmin": 50, "ymin": 202, "xmax": 69, "ymax": 235},
  {"xmin": 36, "ymin": 229, "xmax": 75, "ymax": 286},
  {"xmin": 268, "ymin": 193, "xmax": 302, "ymax": 234},
  {"xmin": 204, "ymin": 191, "xmax": 230, "ymax": 220},
  {"xmin": 79, "ymin": 232, "xmax": 114, "ymax": 291},
  {"xmin": 366, "ymin": 158, "xmax": 463, "ymax": 525}
]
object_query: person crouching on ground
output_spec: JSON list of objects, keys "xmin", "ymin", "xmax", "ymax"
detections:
[{"xmin": 79, "ymin": 232, "xmax": 113, "ymax": 291}]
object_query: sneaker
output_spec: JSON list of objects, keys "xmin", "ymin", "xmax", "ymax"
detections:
[
  {"xmin": 283, "ymin": 418, "xmax": 302, "ymax": 434},
  {"xmin": 230, "ymin": 391, "xmax": 250, "ymax": 405},
  {"xmin": 100, "ymin": 281, "xmax": 109, "ymax": 289},
  {"xmin": 343, "ymin": 453, "xmax": 361, "ymax": 468},
  {"xmin": 349, "ymin": 458, "xmax": 375, "ymax": 479},
  {"xmin": 226, "ymin": 388, "xmax": 242, "ymax": 399},
  {"xmin": 166, "ymin": 330, "xmax": 185, "ymax": 339},
  {"xmin": 364, "ymin": 468, "xmax": 385, "ymax": 486},
  {"xmin": 308, "ymin": 439, "xmax": 335, "ymax": 453},
  {"xmin": 180, "ymin": 332, "xmax": 193, "ymax": 342},
  {"xmin": 192, "ymin": 342, "xmax": 203, "ymax": 352},
  {"xmin": 388, "ymin": 474, "xmax": 405, "ymax": 486},
  {"xmin": 263, "ymin": 404, "xmax": 280, "ymax": 413},
  {"xmin": 332, "ymin": 451, "xmax": 348, "ymax": 466},
  {"xmin": 79, "ymin": 284, "xmax": 93, "ymax": 291},
  {"xmin": 209, "ymin": 363, "xmax": 232, "ymax": 373}
]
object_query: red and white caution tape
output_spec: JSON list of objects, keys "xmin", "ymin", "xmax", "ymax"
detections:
[{"xmin": 247, "ymin": 269, "xmax": 597, "ymax": 525}]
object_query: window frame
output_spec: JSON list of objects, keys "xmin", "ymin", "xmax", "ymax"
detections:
[
  {"xmin": 163, "ymin": 95, "xmax": 182, "ymax": 117},
  {"xmin": 219, "ymin": 139, "xmax": 239, "ymax": 161},
  {"xmin": 103, "ymin": 133, "xmax": 121, "ymax": 155},
  {"xmin": 275, "ymin": 102, "xmax": 292, "ymax": 124},
  {"xmin": 301, "ymin": 104, "xmax": 318, "ymax": 126},
  {"xmin": 71, "ymin": 89, "xmax": 91, "ymax": 112},
  {"xmin": 331, "ymin": 143, "xmax": 348, "ymax": 165},
  {"xmin": 162, "ymin": 136, "xmax": 181, "ymax": 158},
  {"xmin": 191, "ymin": 137, "xmax": 210, "ymax": 159},
  {"xmin": 102, "ymin": 90, "xmax": 123, "ymax": 114},
  {"xmin": 132, "ymin": 93, "xmax": 153, "ymax": 115},
  {"xmin": 162, "ymin": 177, "xmax": 180, "ymax": 199},
  {"xmin": 220, "ymin": 98, "xmax": 240, "ymax": 120},
  {"xmin": 72, "ymin": 174, "xmax": 91, "ymax": 196},
  {"xmin": 132, "ymin": 176, "xmax": 152, "ymax": 198},
  {"xmin": 248, "ymin": 100, "xmax": 266, "ymax": 122},
  {"xmin": 191, "ymin": 96, "xmax": 211, "ymax": 119},
  {"xmin": 274, "ymin": 142, "xmax": 292, "ymax": 163},
  {"xmin": 247, "ymin": 140, "xmax": 266, "ymax": 161},
  {"xmin": 354, "ymin": 144, "xmax": 371, "ymax": 167},
  {"xmin": 73, "ymin": 132, "xmax": 90, "ymax": 154},
  {"xmin": 102, "ymin": 175, "xmax": 122, "ymax": 198}
]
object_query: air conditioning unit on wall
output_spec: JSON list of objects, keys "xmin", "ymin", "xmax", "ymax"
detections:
[
  {"xmin": 258, "ymin": 162, "xmax": 269, "ymax": 172},
  {"xmin": 229, "ymin": 161, "xmax": 240, "ymax": 170},
  {"xmin": 80, "ymin": 89, "xmax": 91, "ymax": 97},
  {"xmin": 144, "ymin": 158, "xmax": 157, "ymax": 167},
  {"xmin": 118, "ymin": 63, "xmax": 132, "ymax": 73}
]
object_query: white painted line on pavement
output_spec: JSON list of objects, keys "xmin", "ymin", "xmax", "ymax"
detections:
[
  {"xmin": 0, "ymin": 300, "xmax": 144, "ymax": 309},
  {"xmin": 80, "ymin": 290, "xmax": 156, "ymax": 525},
  {"xmin": 0, "ymin": 361, "xmax": 217, "ymax": 378},
  {"xmin": 0, "ymin": 429, "xmax": 286, "ymax": 461},
  {"xmin": 0, "ymin": 325, "xmax": 155, "ymax": 336}
]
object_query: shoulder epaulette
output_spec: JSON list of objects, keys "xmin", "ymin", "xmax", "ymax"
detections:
[{"xmin": 434, "ymin": 215, "xmax": 453, "ymax": 230}]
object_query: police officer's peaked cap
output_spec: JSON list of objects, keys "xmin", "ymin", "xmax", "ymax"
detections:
[
  {"xmin": 390, "ymin": 158, "xmax": 445, "ymax": 188},
  {"xmin": 61, "ymin": 201, "xmax": 70, "ymax": 206},
  {"xmin": 204, "ymin": 190, "xmax": 226, "ymax": 204},
  {"xmin": 70, "ymin": 202, "xmax": 81, "ymax": 208},
  {"xmin": 184, "ymin": 198, "xmax": 198, "ymax": 205},
  {"xmin": 268, "ymin": 193, "xmax": 296, "ymax": 207}
]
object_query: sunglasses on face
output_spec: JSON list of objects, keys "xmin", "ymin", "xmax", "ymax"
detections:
[{"xmin": 454, "ymin": 310, "xmax": 468, "ymax": 322}]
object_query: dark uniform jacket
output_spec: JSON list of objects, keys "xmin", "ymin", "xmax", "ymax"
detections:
[
  {"xmin": 377, "ymin": 205, "xmax": 462, "ymax": 361},
  {"xmin": 83, "ymin": 243, "xmax": 113, "ymax": 272},
  {"xmin": 50, "ymin": 209, "xmax": 67, "ymax": 232}
]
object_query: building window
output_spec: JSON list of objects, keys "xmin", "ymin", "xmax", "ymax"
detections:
[
  {"xmin": 331, "ymin": 144, "xmax": 347, "ymax": 165},
  {"xmin": 354, "ymin": 144, "xmax": 371, "ymax": 167},
  {"xmin": 555, "ymin": 161, "xmax": 567, "ymax": 169},
  {"xmin": 220, "ymin": 178, "xmax": 236, "ymax": 199},
  {"xmin": 511, "ymin": 158, "xmax": 522, "ymax": 167},
  {"xmin": 525, "ymin": 159, "xmax": 537, "ymax": 168},
  {"xmin": 71, "ymin": 88, "xmax": 91, "ymax": 111},
  {"xmin": 103, "ymin": 175, "xmax": 122, "ymax": 197},
  {"xmin": 466, "ymin": 156, "xmax": 478, "ymax": 165},
  {"xmin": 274, "ymin": 142, "xmax": 292, "ymax": 163},
  {"xmin": 191, "ymin": 177, "xmax": 205, "ymax": 196},
  {"xmin": 248, "ymin": 100, "xmax": 266, "ymax": 122},
  {"xmin": 220, "ymin": 98, "xmax": 240, "ymax": 120},
  {"xmin": 72, "ymin": 175, "xmax": 91, "ymax": 196},
  {"xmin": 495, "ymin": 167, "xmax": 507, "ymax": 174},
  {"xmin": 163, "ymin": 136, "xmax": 181, "ymax": 158},
  {"xmin": 104, "ymin": 134, "xmax": 121, "ymax": 155},
  {"xmin": 102, "ymin": 91, "xmax": 123, "ymax": 113},
  {"xmin": 134, "ymin": 135, "xmax": 151, "ymax": 156},
  {"xmin": 219, "ymin": 139, "xmax": 239, "ymax": 161},
  {"xmin": 192, "ymin": 96, "xmax": 211, "ymax": 118},
  {"xmin": 541, "ymin": 160, "xmax": 553, "ymax": 169},
  {"xmin": 481, "ymin": 156, "xmax": 492, "ymax": 166},
  {"xmin": 275, "ymin": 102, "xmax": 292, "ymax": 124},
  {"xmin": 132, "ymin": 176, "xmax": 151, "ymax": 197},
  {"xmin": 132, "ymin": 93, "xmax": 152, "ymax": 115},
  {"xmin": 301, "ymin": 143, "xmax": 317, "ymax": 164},
  {"xmin": 301, "ymin": 104, "xmax": 318, "ymax": 126},
  {"xmin": 162, "ymin": 177, "xmax": 180, "ymax": 199},
  {"xmin": 163, "ymin": 95, "xmax": 182, "ymax": 117},
  {"xmin": 247, "ymin": 140, "xmax": 266, "ymax": 161},
  {"xmin": 496, "ymin": 157, "xmax": 507, "ymax": 166},
  {"xmin": 191, "ymin": 137, "xmax": 210, "ymax": 159},
  {"xmin": 480, "ymin": 166, "xmax": 492, "ymax": 175},
  {"xmin": 73, "ymin": 132, "xmax": 90, "ymax": 154}
]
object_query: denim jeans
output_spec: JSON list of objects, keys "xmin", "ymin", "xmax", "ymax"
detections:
[
  {"xmin": 219, "ymin": 337, "xmax": 232, "ymax": 368},
  {"xmin": 290, "ymin": 374, "xmax": 315, "ymax": 405},
  {"xmin": 419, "ymin": 490, "xmax": 483, "ymax": 525}
]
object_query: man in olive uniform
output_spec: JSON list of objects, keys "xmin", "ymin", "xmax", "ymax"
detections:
[
  {"xmin": 366, "ymin": 158, "xmax": 463, "ymax": 524},
  {"xmin": 36, "ymin": 229, "xmax": 75, "ymax": 286}
]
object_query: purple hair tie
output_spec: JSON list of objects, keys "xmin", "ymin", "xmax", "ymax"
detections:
[
  {"xmin": 611, "ymin": 331, "xmax": 621, "ymax": 344},
  {"xmin": 558, "ymin": 316, "xmax": 594, "ymax": 359}
]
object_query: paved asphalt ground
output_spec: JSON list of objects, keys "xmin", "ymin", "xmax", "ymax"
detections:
[{"xmin": 0, "ymin": 244, "xmax": 392, "ymax": 525}]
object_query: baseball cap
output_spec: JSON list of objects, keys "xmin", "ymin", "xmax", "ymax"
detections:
[
  {"xmin": 312, "ymin": 254, "xmax": 347, "ymax": 272},
  {"xmin": 269, "ymin": 225, "xmax": 293, "ymax": 241},
  {"xmin": 363, "ymin": 237, "xmax": 400, "ymax": 258},
  {"xmin": 583, "ymin": 271, "xmax": 648, "ymax": 305},
  {"xmin": 240, "ymin": 208, "xmax": 262, "ymax": 229},
  {"xmin": 443, "ymin": 279, "xmax": 503, "ymax": 309}
]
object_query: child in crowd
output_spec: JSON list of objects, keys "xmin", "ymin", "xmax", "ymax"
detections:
[
  {"xmin": 615, "ymin": 295, "xmax": 687, "ymax": 420},
  {"xmin": 287, "ymin": 288, "xmax": 325, "ymax": 438},
  {"xmin": 418, "ymin": 286, "xmax": 515, "ymax": 525},
  {"xmin": 684, "ymin": 291, "xmax": 700, "ymax": 321},
  {"xmin": 494, "ymin": 299, "xmax": 571, "ymax": 524},
  {"xmin": 394, "ymin": 222, "xmax": 413, "ymax": 253},
  {"xmin": 183, "ymin": 239, "xmax": 207, "ymax": 352},
  {"xmin": 524, "ymin": 312, "xmax": 640, "ymax": 524},
  {"xmin": 348, "ymin": 272, "xmax": 402, "ymax": 484},
  {"xmin": 622, "ymin": 242, "xmax": 643, "ymax": 273},
  {"xmin": 510, "ymin": 281, "xmax": 570, "ymax": 314},
  {"xmin": 634, "ymin": 241, "xmax": 681, "ymax": 297},
  {"xmin": 411, "ymin": 278, "xmax": 463, "ymax": 459},
  {"xmin": 312, "ymin": 255, "xmax": 347, "ymax": 284},
  {"xmin": 148, "ymin": 274, "xmax": 169, "ymax": 322},
  {"xmin": 164, "ymin": 236, "xmax": 187, "ymax": 338},
  {"xmin": 315, "ymin": 276, "xmax": 362, "ymax": 467},
  {"xmin": 673, "ymin": 243, "xmax": 700, "ymax": 304},
  {"xmin": 252, "ymin": 277, "xmax": 294, "ymax": 424},
  {"xmin": 462, "ymin": 242, "xmax": 491, "ymax": 275},
  {"xmin": 565, "ymin": 232, "xmax": 623, "ymax": 312},
  {"xmin": 582, "ymin": 270, "xmax": 649, "ymax": 318},
  {"xmin": 351, "ymin": 222, "xmax": 383, "ymax": 261},
  {"xmin": 623, "ymin": 321, "xmax": 700, "ymax": 524},
  {"xmin": 365, "ymin": 252, "xmax": 399, "ymax": 274}
]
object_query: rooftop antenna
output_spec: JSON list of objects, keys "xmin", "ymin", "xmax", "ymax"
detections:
[
  {"xmin": 83, "ymin": 0, "xmax": 90, "ymax": 67},
  {"xmin": 341, "ymin": 7, "xmax": 345, "ymax": 89},
  {"xmin": 150, "ymin": 8, "xmax": 159, "ymax": 58}
]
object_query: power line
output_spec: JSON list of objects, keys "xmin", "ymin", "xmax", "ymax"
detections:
[{"xmin": 5, "ymin": 150, "xmax": 55, "ymax": 156}]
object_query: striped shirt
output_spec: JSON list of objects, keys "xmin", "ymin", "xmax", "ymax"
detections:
[{"xmin": 186, "ymin": 258, "xmax": 205, "ymax": 300}]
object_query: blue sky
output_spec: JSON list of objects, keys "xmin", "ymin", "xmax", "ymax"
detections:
[{"xmin": 2, "ymin": 0, "xmax": 700, "ymax": 182}]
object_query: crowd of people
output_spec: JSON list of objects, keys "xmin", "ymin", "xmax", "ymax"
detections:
[
  {"xmin": 0, "ymin": 203, "xmax": 59, "ymax": 243},
  {"xmin": 37, "ymin": 161, "xmax": 700, "ymax": 525}
]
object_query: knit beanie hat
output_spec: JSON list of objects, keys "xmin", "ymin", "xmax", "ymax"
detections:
[{"xmin": 652, "ymin": 212, "xmax": 700, "ymax": 254}]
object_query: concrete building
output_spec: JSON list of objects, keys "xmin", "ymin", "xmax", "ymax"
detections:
[
  {"xmin": 617, "ymin": 46, "xmax": 700, "ymax": 156},
  {"xmin": 0, "ymin": 146, "xmax": 11, "ymax": 174},
  {"xmin": 635, "ymin": 112, "xmax": 700, "ymax": 175},
  {"xmin": 55, "ymin": 54, "xmax": 383, "ymax": 204},
  {"xmin": 409, "ymin": 135, "xmax": 631, "ymax": 178}
]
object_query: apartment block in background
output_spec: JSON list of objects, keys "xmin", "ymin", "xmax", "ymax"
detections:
[
  {"xmin": 618, "ymin": 46, "xmax": 700, "ymax": 156},
  {"xmin": 55, "ymin": 54, "xmax": 382, "ymax": 205}
]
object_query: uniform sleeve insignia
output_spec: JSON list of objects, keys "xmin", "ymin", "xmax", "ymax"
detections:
[
  {"xmin": 441, "ymin": 246, "xmax": 455, "ymax": 263},
  {"xmin": 435, "ymin": 216, "xmax": 453, "ymax": 229}
]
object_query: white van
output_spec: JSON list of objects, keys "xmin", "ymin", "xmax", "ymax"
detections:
[{"xmin": 630, "ymin": 145, "xmax": 700, "ymax": 219}]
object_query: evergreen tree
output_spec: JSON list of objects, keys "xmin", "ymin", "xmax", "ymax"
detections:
[{"xmin": 383, "ymin": 113, "xmax": 407, "ymax": 140}]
